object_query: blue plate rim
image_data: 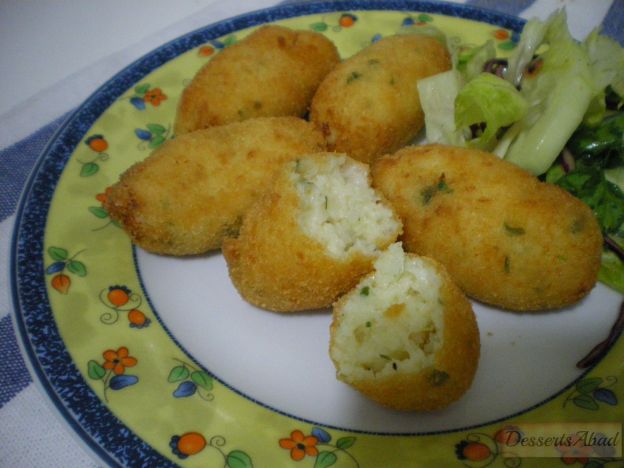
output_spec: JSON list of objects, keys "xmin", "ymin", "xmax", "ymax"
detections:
[{"xmin": 10, "ymin": 1, "xmax": 532, "ymax": 465}]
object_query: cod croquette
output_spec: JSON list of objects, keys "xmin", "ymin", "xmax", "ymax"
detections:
[
  {"xmin": 310, "ymin": 34, "xmax": 451, "ymax": 164},
  {"xmin": 372, "ymin": 144, "xmax": 603, "ymax": 311},
  {"xmin": 222, "ymin": 153, "xmax": 402, "ymax": 312},
  {"xmin": 104, "ymin": 117, "xmax": 326, "ymax": 255},
  {"xmin": 175, "ymin": 25, "xmax": 340, "ymax": 135},
  {"xmin": 330, "ymin": 242, "xmax": 479, "ymax": 411}
]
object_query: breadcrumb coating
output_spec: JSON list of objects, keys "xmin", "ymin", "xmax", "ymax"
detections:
[
  {"xmin": 105, "ymin": 117, "xmax": 326, "ymax": 255},
  {"xmin": 175, "ymin": 25, "xmax": 340, "ymax": 135},
  {"xmin": 372, "ymin": 144, "xmax": 603, "ymax": 311},
  {"xmin": 223, "ymin": 153, "xmax": 402, "ymax": 312}
]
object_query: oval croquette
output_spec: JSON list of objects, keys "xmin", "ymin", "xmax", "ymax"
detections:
[
  {"xmin": 175, "ymin": 25, "xmax": 340, "ymax": 135},
  {"xmin": 372, "ymin": 144, "xmax": 603, "ymax": 311},
  {"xmin": 104, "ymin": 117, "xmax": 326, "ymax": 255},
  {"xmin": 222, "ymin": 153, "xmax": 402, "ymax": 312},
  {"xmin": 330, "ymin": 243, "xmax": 479, "ymax": 411},
  {"xmin": 310, "ymin": 34, "xmax": 451, "ymax": 164}
]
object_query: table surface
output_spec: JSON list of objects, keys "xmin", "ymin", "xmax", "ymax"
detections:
[{"xmin": 1, "ymin": 1, "xmax": 622, "ymax": 467}]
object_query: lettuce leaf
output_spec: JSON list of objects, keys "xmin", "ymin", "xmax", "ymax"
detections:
[
  {"xmin": 417, "ymin": 70, "xmax": 465, "ymax": 146},
  {"xmin": 504, "ymin": 15, "xmax": 550, "ymax": 87},
  {"xmin": 503, "ymin": 11, "xmax": 595, "ymax": 174},
  {"xmin": 455, "ymin": 73, "xmax": 527, "ymax": 150},
  {"xmin": 582, "ymin": 30, "xmax": 624, "ymax": 125},
  {"xmin": 584, "ymin": 29, "xmax": 624, "ymax": 97},
  {"xmin": 599, "ymin": 250, "xmax": 624, "ymax": 294},
  {"xmin": 457, "ymin": 40, "xmax": 497, "ymax": 81}
]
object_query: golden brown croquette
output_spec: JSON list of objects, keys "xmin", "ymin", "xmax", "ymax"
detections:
[
  {"xmin": 222, "ymin": 153, "xmax": 402, "ymax": 312},
  {"xmin": 174, "ymin": 25, "xmax": 340, "ymax": 135},
  {"xmin": 330, "ymin": 243, "xmax": 480, "ymax": 411},
  {"xmin": 105, "ymin": 117, "xmax": 326, "ymax": 255},
  {"xmin": 310, "ymin": 34, "xmax": 451, "ymax": 164},
  {"xmin": 372, "ymin": 144, "xmax": 603, "ymax": 311}
]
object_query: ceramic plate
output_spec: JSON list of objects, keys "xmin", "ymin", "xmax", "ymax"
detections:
[{"xmin": 11, "ymin": 1, "xmax": 624, "ymax": 466}]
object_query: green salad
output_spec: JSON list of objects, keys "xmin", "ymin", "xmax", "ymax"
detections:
[{"xmin": 417, "ymin": 10, "xmax": 624, "ymax": 294}]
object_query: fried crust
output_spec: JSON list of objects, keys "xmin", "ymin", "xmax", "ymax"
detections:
[
  {"xmin": 310, "ymin": 34, "xmax": 450, "ymax": 164},
  {"xmin": 222, "ymin": 153, "xmax": 401, "ymax": 312},
  {"xmin": 372, "ymin": 144, "xmax": 603, "ymax": 311},
  {"xmin": 174, "ymin": 25, "xmax": 340, "ymax": 135},
  {"xmin": 104, "ymin": 117, "xmax": 326, "ymax": 255}
]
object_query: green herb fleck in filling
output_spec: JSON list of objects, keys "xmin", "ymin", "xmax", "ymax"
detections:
[
  {"xmin": 346, "ymin": 71, "xmax": 362, "ymax": 84},
  {"xmin": 503, "ymin": 222, "xmax": 526, "ymax": 236},
  {"xmin": 420, "ymin": 173, "xmax": 453, "ymax": 205},
  {"xmin": 429, "ymin": 369, "xmax": 449, "ymax": 386}
]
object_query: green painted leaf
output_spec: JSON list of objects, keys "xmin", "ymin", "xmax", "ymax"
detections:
[
  {"xmin": 584, "ymin": 460, "xmax": 605, "ymax": 468},
  {"xmin": 146, "ymin": 123, "xmax": 166, "ymax": 135},
  {"xmin": 88, "ymin": 206, "xmax": 108, "ymax": 218},
  {"xmin": 149, "ymin": 135, "xmax": 166, "ymax": 149},
  {"xmin": 314, "ymin": 451, "xmax": 337, "ymax": 468},
  {"xmin": 67, "ymin": 260, "xmax": 87, "ymax": 277},
  {"xmin": 335, "ymin": 436, "xmax": 356, "ymax": 450},
  {"xmin": 48, "ymin": 247, "xmax": 68, "ymax": 261},
  {"xmin": 310, "ymin": 22, "xmax": 328, "ymax": 32},
  {"xmin": 80, "ymin": 162, "xmax": 99, "ymax": 177},
  {"xmin": 223, "ymin": 36, "xmax": 237, "ymax": 47},
  {"xmin": 498, "ymin": 40, "xmax": 517, "ymax": 51},
  {"xmin": 576, "ymin": 377, "xmax": 603, "ymax": 394},
  {"xmin": 417, "ymin": 14, "xmax": 433, "ymax": 22},
  {"xmin": 167, "ymin": 365, "xmax": 189, "ymax": 383},
  {"xmin": 191, "ymin": 370, "xmax": 213, "ymax": 390},
  {"xmin": 226, "ymin": 450, "xmax": 253, "ymax": 468},
  {"xmin": 134, "ymin": 83, "xmax": 150, "ymax": 96},
  {"xmin": 573, "ymin": 394, "xmax": 599, "ymax": 411},
  {"xmin": 88, "ymin": 360, "xmax": 106, "ymax": 380}
]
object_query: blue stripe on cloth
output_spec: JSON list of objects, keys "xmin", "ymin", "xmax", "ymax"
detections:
[
  {"xmin": 465, "ymin": 0, "xmax": 535, "ymax": 17},
  {"xmin": 0, "ymin": 314, "xmax": 31, "ymax": 408},
  {"xmin": 0, "ymin": 112, "xmax": 71, "ymax": 223},
  {"xmin": 602, "ymin": 0, "xmax": 624, "ymax": 45}
]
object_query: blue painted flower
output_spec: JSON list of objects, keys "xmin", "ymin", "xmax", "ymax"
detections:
[
  {"xmin": 311, "ymin": 427, "xmax": 331, "ymax": 443},
  {"xmin": 130, "ymin": 97, "xmax": 146, "ymax": 110}
]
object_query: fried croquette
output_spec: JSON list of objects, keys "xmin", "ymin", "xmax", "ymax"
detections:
[
  {"xmin": 222, "ymin": 153, "xmax": 402, "ymax": 312},
  {"xmin": 330, "ymin": 242, "xmax": 479, "ymax": 411},
  {"xmin": 174, "ymin": 25, "xmax": 340, "ymax": 135},
  {"xmin": 372, "ymin": 144, "xmax": 603, "ymax": 311},
  {"xmin": 105, "ymin": 117, "xmax": 326, "ymax": 255},
  {"xmin": 310, "ymin": 34, "xmax": 451, "ymax": 164}
]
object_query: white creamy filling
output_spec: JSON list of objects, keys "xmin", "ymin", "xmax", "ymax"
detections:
[
  {"xmin": 333, "ymin": 243, "xmax": 444, "ymax": 380},
  {"xmin": 291, "ymin": 155, "xmax": 400, "ymax": 259}
]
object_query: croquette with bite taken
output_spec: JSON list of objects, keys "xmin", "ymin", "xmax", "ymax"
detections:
[{"xmin": 223, "ymin": 153, "xmax": 402, "ymax": 312}]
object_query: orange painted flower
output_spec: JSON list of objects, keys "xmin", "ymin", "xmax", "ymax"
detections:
[
  {"xmin": 557, "ymin": 435, "xmax": 594, "ymax": 465},
  {"xmin": 143, "ymin": 88, "xmax": 167, "ymax": 107},
  {"xmin": 102, "ymin": 347, "xmax": 137, "ymax": 375},
  {"xmin": 493, "ymin": 29, "xmax": 510, "ymax": 40},
  {"xmin": 279, "ymin": 430, "xmax": 318, "ymax": 461},
  {"xmin": 51, "ymin": 273, "xmax": 71, "ymax": 294},
  {"xmin": 198, "ymin": 45, "xmax": 215, "ymax": 57},
  {"xmin": 96, "ymin": 186, "xmax": 113, "ymax": 204}
]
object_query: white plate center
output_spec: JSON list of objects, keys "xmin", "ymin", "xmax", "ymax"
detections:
[{"xmin": 136, "ymin": 249, "xmax": 621, "ymax": 433}]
